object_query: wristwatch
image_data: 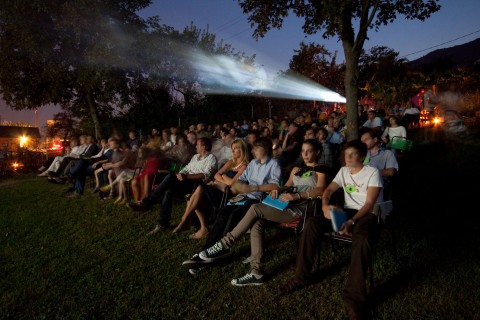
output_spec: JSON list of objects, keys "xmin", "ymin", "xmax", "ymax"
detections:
[{"xmin": 350, "ymin": 218, "xmax": 356, "ymax": 225}]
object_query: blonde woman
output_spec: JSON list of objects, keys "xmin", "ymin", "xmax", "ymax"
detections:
[{"xmin": 172, "ymin": 138, "xmax": 249, "ymax": 239}]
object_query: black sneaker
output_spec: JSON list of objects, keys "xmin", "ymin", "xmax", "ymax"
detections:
[
  {"xmin": 182, "ymin": 253, "xmax": 211, "ymax": 267},
  {"xmin": 189, "ymin": 266, "xmax": 208, "ymax": 276},
  {"xmin": 231, "ymin": 273, "xmax": 263, "ymax": 286},
  {"xmin": 199, "ymin": 241, "xmax": 230, "ymax": 262}
]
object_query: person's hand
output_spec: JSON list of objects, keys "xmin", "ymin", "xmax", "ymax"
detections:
[
  {"xmin": 269, "ymin": 189, "xmax": 279, "ymax": 199},
  {"xmin": 279, "ymin": 193, "xmax": 296, "ymax": 202},
  {"xmin": 176, "ymin": 173, "xmax": 187, "ymax": 181},
  {"xmin": 339, "ymin": 219, "xmax": 354, "ymax": 236},
  {"xmin": 231, "ymin": 181, "xmax": 251, "ymax": 194}
]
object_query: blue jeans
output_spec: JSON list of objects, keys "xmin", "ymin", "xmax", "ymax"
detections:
[{"xmin": 68, "ymin": 159, "xmax": 89, "ymax": 195}]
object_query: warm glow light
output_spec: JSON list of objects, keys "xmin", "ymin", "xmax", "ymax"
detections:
[
  {"xmin": 19, "ymin": 136, "xmax": 28, "ymax": 148},
  {"xmin": 12, "ymin": 162, "xmax": 19, "ymax": 169},
  {"xmin": 433, "ymin": 117, "xmax": 441, "ymax": 125},
  {"xmin": 50, "ymin": 144, "xmax": 63, "ymax": 151}
]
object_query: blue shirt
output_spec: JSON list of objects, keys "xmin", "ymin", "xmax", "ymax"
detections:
[
  {"xmin": 364, "ymin": 148, "xmax": 398, "ymax": 189},
  {"xmin": 239, "ymin": 157, "xmax": 282, "ymax": 200}
]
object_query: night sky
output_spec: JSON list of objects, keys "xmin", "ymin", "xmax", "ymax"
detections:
[{"xmin": 1, "ymin": 0, "xmax": 479, "ymax": 128}]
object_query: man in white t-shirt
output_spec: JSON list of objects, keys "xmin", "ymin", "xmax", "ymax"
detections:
[{"xmin": 279, "ymin": 139, "xmax": 383, "ymax": 319}]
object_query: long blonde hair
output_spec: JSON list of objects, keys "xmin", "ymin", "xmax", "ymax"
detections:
[{"xmin": 231, "ymin": 138, "xmax": 249, "ymax": 165}]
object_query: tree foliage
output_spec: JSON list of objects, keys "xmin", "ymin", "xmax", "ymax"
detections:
[
  {"xmin": 358, "ymin": 46, "xmax": 410, "ymax": 105},
  {"xmin": 0, "ymin": 1, "xmax": 257, "ymax": 136},
  {"xmin": 0, "ymin": 0, "xmax": 164, "ymax": 138},
  {"xmin": 237, "ymin": 0, "xmax": 441, "ymax": 140},
  {"xmin": 286, "ymin": 41, "xmax": 345, "ymax": 95},
  {"xmin": 46, "ymin": 110, "xmax": 79, "ymax": 143}
]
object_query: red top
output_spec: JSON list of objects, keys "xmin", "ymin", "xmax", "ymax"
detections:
[{"xmin": 136, "ymin": 157, "xmax": 162, "ymax": 180}]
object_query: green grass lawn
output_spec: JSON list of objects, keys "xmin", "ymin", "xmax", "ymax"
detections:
[{"xmin": 1, "ymin": 133, "xmax": 480, "ymax": 319}]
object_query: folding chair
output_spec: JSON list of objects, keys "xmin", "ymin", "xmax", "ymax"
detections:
[
  {"xmin": 387, "ymin": 136, "xmax": 413, "ymax": 152},
  {"xmin": 277, "ymin": 197, "xmax": 321, "ymax": 241}
]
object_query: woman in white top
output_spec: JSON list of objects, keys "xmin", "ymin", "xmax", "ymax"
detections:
[{"xmin": 381, "ymin": 115, "xmax": 407, "ymax": 145}]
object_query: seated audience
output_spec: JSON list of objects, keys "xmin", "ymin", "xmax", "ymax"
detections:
[
  {"xmin": 127, "ymin": 138, "xmax": 218, "ymax": 235},
  {"xmin": 172, "ymin": 138, "xmax": 249, "ymax": 239},
  {"xmin": 381, "ymin": 115, "xmax": 407, "ymax": 149},
  {"xmin": 183, "ymin": 137, "xmax": 281, "ymax": 275},
  {"xmin": 361, "ymin": 110, "xmax": 384, "ymax": 132},
  {"xmin": 317, "ymin": 127, "xmax": 334, "ymax": 169},
  {"xmin": 127, "ymin": 130, "xmax": 141, "ymax": 152},
  {"xmin": 38, "ymin": 139, "xmax": 79, "ymax": 177},
  {"xmin": 360, "ymin": 128, "xmax": 399, "ymax": 198},
  {"xmin": 279, "ymin": 139, "xmax": 383, "ymax": 320},
  {"xmin": 130, "ymin": 146, "xmax": 163, "ymax": 203},
  {"xmin": 191, "ymin": 139, "xmax": 329, "ymax": 285}
]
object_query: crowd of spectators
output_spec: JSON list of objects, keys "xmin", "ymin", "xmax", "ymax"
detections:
[{"xmin": 37, "ymin": 105, "xmax": 413, "ymax": 320}]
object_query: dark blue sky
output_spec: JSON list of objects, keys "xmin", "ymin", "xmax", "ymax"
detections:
[{"xmin": 2, "ymin": 0, "xmax": 479, "ymax": 127}]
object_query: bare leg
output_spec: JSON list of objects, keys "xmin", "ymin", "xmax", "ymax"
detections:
[
  {"xmin": 131, "ymin": 178, "xmax": 140, "ymax": 202},
  {"xmin": 94, "ymin": 168, "xmax": 103, "ymax": 188},
  {"xmin": 107, "ymin": 170, "xmax": 116, "ymax": 196},
  {"xmin": 140, "ymin": 175, "xmax": 153, "ymax": 201},
  {"xmin": 173, "ymin": 185, "xmax": 205, "ymax": 233},
  {"xmin": 191, "ymin": 208, "xmax": 209, "ymax": 239}
]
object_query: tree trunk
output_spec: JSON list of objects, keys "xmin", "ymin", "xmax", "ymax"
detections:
[
  {"xmin": 85, "ymin": 90, "xmax": 101, "ymax": 139},
  {"xmin": 343, "ymin": 42, "xmax": 361, "ymax": 142}
]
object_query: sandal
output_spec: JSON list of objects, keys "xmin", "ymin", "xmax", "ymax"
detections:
[
  {"xmin": 114, "ymin": 198, "xmax": 126, "ymax": 205},
  {"xmin": 100, "ymin": 185, "xmax": 111, "ymax": 192}
]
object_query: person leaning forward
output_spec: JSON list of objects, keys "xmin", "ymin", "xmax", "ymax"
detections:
[{"xmin": 126, "ymin": 137, "xmax": 218, "ymax": 234}]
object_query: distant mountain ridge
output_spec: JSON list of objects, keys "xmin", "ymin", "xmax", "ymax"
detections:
[{"xmin": 409, "ymin": 37, "xmax": 480, "ymax": 69}]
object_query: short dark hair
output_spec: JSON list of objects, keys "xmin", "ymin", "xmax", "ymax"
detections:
[
  {"xmin": 176, "ymin": 133, "xmax": 188, "ymax": 144},
  {"xmin": 344, "ymin": 139, "xmax": 367, "ymax": 159},
  {"xmin": 197, "ymin": 137, "xmax": 212, "ymax": 152},
  {"xmin": 253, "ymin": 137, "xmax": 273, "ymax": 156},
  {"xmin": 247, "ymin": 129, "xmax": 260, "ymax": 138},
  {"xmin": 220, "ymin": 127, "xmax": 230, "ymax": 136}
]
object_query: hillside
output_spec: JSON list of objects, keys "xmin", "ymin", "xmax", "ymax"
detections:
[{"xmin": 409, "ymin": 37, "xmax": 480, "ymax": 69}]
